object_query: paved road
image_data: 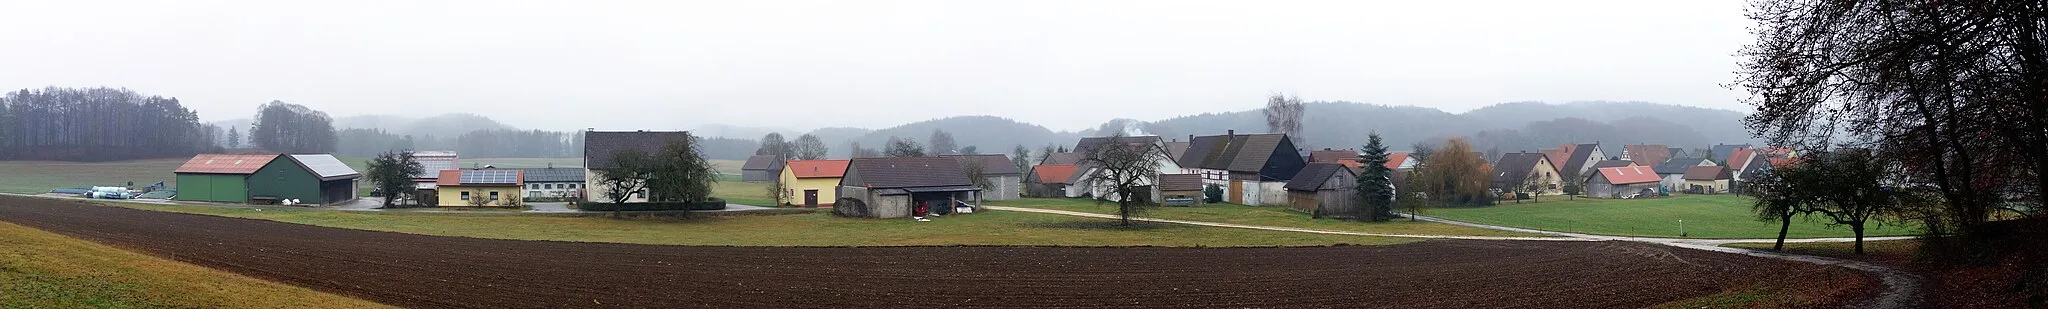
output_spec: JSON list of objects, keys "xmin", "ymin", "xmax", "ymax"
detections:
[{"xmin": 992, "ymin": 206, "xmax": 1922, "ymax": 309}]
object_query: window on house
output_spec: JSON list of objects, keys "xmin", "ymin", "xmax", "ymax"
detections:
[
  {"xmin": 490, "ymin": 191, "xmax": 501, "ymax": 201},
  {"xmin": 460, "ymin": 191, "xmax": 471, "ymax": 200}
]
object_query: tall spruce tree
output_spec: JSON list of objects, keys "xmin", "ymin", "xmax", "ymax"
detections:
[{"xmin": 1354, "ymin": 133, "xmax": 1397, "ymax": 221}]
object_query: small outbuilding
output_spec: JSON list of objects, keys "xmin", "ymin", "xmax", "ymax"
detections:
[
  {"xmin": 780, "ymin": 159, "xmax": 851, "ymax": 207},
  {"xmin": 1025, "ymin": 164, "xmax": 1077, "ymax": 198},
  {"xmin": 1585, "ymin": 166, "xmax": 1661, "ymax": 199},
  {"xmin": 1156, "ymin": 174, "xmax": 1205, "ymax": 206},
  {"xmin": 941, "ymin": 154, "xmax": 1023, "ymax": 200},
  {"xmin": 740, "ymin": 155, "xmax": 785, "ymax": 183},
  {"xmin": 1285, "ymin": 162, "xmax": 1359, "ymax": 218},
  {"xmin": 835, "ymin": 157, "xmax": 982, "ymax": 218}
]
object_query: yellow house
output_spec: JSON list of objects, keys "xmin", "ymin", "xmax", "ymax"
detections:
[
  {"xmin": 778, "ymin": 160, "xmax": 850, "ymax": 207},
  {"xmin": 1682, "ymin": 166, "xmax": 1733, "ymax": 194},
  {"xmin": 436, "ymin": 169, "xmax": 524, "ymax": 207}
]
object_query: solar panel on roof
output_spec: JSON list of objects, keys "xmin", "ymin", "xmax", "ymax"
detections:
[{"xmin": 290, "ymin": 154, "xmax": 360, "ymax": 178}]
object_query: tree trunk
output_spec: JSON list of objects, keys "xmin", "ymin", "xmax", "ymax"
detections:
[
  {"xmin": 1118, "ymin": 200, "xmax": 1132, "ymax": 226},
  {"xmin": 1774, "ymin": 212, "xmax": 1793, "ymax": 251},
  {"xmin": 1851, "ymin": 222, "xmax": 1866, "ymax": 255}
]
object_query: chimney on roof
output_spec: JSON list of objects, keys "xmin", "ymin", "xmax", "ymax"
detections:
[{"xmin": 1226, "ymin": 130, "xmax": 1235, "ymax": 137}]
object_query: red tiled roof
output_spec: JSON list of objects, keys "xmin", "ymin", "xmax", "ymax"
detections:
[
  {"xmin": 1033, "ymin": 164, "xmax": 1078, "ymax": 184},
  {"xmin": 1594, "ymin": 166, "xmax": 1662, "ymax": 185},
  {"xmin": 436, "ymin": 170, "xmax": 463, "ymax": 186},
  {"xmin": 1768, "ymin": 157, "xmax": 1800, "ymax": 168},
  {"xmin": 174, "ymin": 154, "xmax": 278, "ymax": 174},
  {"xmin": 1309, "ymin": 149, "xmax": 1357, "ymax": 163},
  {"xmin": 1726, "ymin": 148, "xmax": 1757, "ymax": 170},
  {"xmin": 786, "ymin": 160, "xmax": 850, "ymax": 178},
  {"xmin": 1384, "ymin": 153, "xmax": 1410, "ymax": 169}
]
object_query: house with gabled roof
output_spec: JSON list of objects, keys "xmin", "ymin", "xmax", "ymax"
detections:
[
  {"xmin": 1684, "ymin": 166, "xmax": 1734, "ymax": 194},
  {"xmin": 1383, "ymin": 153, "xmax": 1416, "ymax": 170},
  {"xmin": 1586, "ymin": 166, "xmax": 1661, "ymax": 198},
  {"xmin": 436, "ymin": 168, "xmax": 524, "ymax": 207},
  {"xmin": 1025, "ymin": 164, "xmax": 1078, "ymax": 198},
  {"xmin": 173, "ymin": 154, "xmax": 279, "ymax": 203},
  {"xmin": 940, "ymin": 154, "xmax": 1023, "ymax": 200},
  {"xmin": 1730, "ymin": 155, "xmax": 1773, "ymax": 195},
  {"xmin": 1176, "ymin": 130, "xmax": 1307, "ymax": 206},
  {"xmin": 1622, "ymin": 144, "xmax": 1672, "ymax": 168},
  {"xmin": 836, "ymin": 156, "xmax": 981, "ymax": 218},
  {"xmin": 779, "ymin": 159, "xmax": 850, "ymax": 207},
  {"xmin": 1286, "ymin": 162, "xmax": 1360, "ymax": 218},
  {"xmin": 1558, "ymin": 143, "xmax": 1607, "ymax": 177},
  {"xmin": 1039, "ymin": 152, "xmax": 1083, "ymax": 166},
  {"xmin": 1589, "ymin": 160, "xmax": 1637, "ymax": 170},
  {"xmin": 1710, "ymin": 143, "xmax": 1753, "ymax": 164},
  {"xmin": 1068, "ymin": 136, "xmax": 1183, "ymax": 202},
  {"xmin": 582, "ymin": 130, "xmax": 694, "ymax": 203},
  {"xmin": 515, "ymin": 167, "xmax": 585, "ymax": 200},
  {"xmin": 1654, "ymin": 156, "xmax": 1717, "ymax": 192},
  {"xmin": 1724, "ymin": 147, "xmax": 1760, "ymax": 181},
  {"xmin": 1492, "ymin": 152, "xmax": 1563, "ymax": 196},
  {"xmin": 740, "ymin": 155, "xmax": 785, "ymax": 183},
  {"xmin": 411, "ymin": 151, "xmax": 459, "ymax": 191}
]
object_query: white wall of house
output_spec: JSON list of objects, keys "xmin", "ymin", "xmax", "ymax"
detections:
[
  {"xmin": 583, "ymin": 169, "xmax": 648, "ymax": 203},
  {"xmin": 522, "ymin": 181, "xmax": 585, "ymax": 200}
]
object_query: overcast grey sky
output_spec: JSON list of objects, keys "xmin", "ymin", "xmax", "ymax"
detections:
[{"xmin": 0, "ymin": 0, "xmax": 1754, "ymax": 132}]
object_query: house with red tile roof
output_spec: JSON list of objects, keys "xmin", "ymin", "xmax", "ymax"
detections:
[
  {"xmin": 1585, "ymin": 166, "xmax": 1661, "ymax": 198},
  {"xmin": 1025, "ymin": 164, "xmax": 1078, "ymax": 198},
  {"xmin": 779, "ymin": 160, "xmax": 851, "ymax": 207}
]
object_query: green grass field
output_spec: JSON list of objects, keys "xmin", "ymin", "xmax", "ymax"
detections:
[
  {"xmin": 1421, "ymin": 194, "xmax": 1923, "ymax": 239},
  {"xmin": 0, "ymin": 159, "xmax": 185, "ymax": 194},
  {"xmin": 95, "ymin": 201, "xmax": 1413, "ymax": 247},
  {"xmin": 0, "ymin": 220, "xmax": 387, "ymax": 308},
  {"xmin": 986, "ymin": 198, "xmax": 1547, "ymax": 237}
]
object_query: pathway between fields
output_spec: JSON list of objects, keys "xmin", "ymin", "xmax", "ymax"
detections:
[{"xmin": 990, "ymin": 206, "xmax": 1922, "ymax": 309}]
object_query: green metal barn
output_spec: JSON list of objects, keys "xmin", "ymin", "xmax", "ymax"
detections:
[{"xmin": 173, "ymin": 154, "xmax": 361, "ymax": 205}]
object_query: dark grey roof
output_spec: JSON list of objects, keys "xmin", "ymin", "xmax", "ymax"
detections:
[
  {"xmin": 1040, "ymin": 152, "xmax": 1083, "ymax": 165},
  {"xmin": 1710, "ymin": 144, "xmax": 1753, "ymax": 163},
  {"xmin": 1163, "ymin": 141, "xmax": 1191, "ymax": 163},
  {"xmin": 843, "ymin": 157, "xmax": 973, "ymax": 189},
  {"xmin": 1738, "ymin": 155, "xmax": 1772, "ymax": 180},
  {"xmin": 515, "ymin": 168, "xmax": 584, "ymax": 183},
  {"xmin": 458, "ymin": 169, "xmax": 521, "ymax": 185},
  {"xmin": 741, "ymin": 155, "xmax": 784, "ymax": 171},
  {"xmin": 1227, "ymin": 134, "xmax": 1292, "ymax": 173},
  {"xmin": 1177, "ymin": 135, "xmax": 1230, "ymax": 169},
  {"xmin": 1179, "ymin": 133, "xmax": 1298, "ymax": 174},
  {"xmin": 1561, "ymin": 143, "xmax": 1599, "ymax": 174},
  {"xmin": 287, "ymin": 154, "xmax": 360, "ymax": 180},
  {"xmin": 584, "ymin": 131, "xmax": 692, "ymax": 169},
  {"xmin": 941, "ymin": 154, "xmax": 1021, "ymax": 175},
  {"xmin": 1589, "ymin": 160, "xmax": 1635, "ymax": 169},
  {"xmin": 1492, "ymin": 153, "xmax": 1550, "ymax": 187},
  {"xmin": 1655, "ymin": 156, "xmax": 1709, "ymax": 174},
  {"xmin": 1157, "ymin": 174, "xmax": 1204, "ymax": 191},
  {"xmin": 1284, "ymin": 162, "xmax": 1348, "ymax": 191}
]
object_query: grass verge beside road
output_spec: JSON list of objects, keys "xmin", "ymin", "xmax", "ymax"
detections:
[
  {"xmin": 1422, "ymin": 194, "xmax": 1923, "ymax": 239},
  {"xmin": 0, "ymin": 159, "xmax": 184, "ymax": 194},
  {"xmin": 0, "ymin": 220, "xmax": 388, "ymax": 308},
  {"xmin": 93, "ymin": 201, "xmax": 1415, "ymax": 247},
  {"xmin": 987, "ymin": 198, "xmax": 1548, "ymax": 237}
]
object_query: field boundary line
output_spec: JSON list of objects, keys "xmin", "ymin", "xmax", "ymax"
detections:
[{"xmin": 985, "ymin": 206, "xmax": 1585, "ymax": 241}]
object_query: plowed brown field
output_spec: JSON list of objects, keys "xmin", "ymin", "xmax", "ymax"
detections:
[{"xmin": 0, "ymin": 196, "xmax": 1866, "ymax": 308}]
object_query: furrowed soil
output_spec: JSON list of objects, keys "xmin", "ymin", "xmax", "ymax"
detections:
[{"xmin": 0, "ymin": 196, "xmax": 1870, "ymax": 308}]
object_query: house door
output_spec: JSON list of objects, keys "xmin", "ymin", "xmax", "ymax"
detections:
[{"xmin": 804, "ymin": 190, "xmax": 819, "ymax": 207}]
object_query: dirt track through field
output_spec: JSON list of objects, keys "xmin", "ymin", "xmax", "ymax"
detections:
[{"xmin": 0, "ymin": 197, "xmax": 1859, "ymax": 308}]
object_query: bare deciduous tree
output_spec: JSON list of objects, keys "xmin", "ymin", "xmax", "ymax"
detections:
[
  {"xmin": 791, "ymin": 134, "xmax": 828, "ymax": 160},
  {"xmin": 1079, "ymin": 133, "xmax": 1167, "ymax": 226},
  {"xmin": 1264, "ymin": 93, "xmax": 1306, "ymax": 145}
]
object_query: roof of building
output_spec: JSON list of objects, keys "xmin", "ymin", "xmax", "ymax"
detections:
[
  {"xmin": 1594, "ymin": 166, "xmax": 1663, "ymax": 185},
  {"xmin": 1040, "ymin": 152, "xmax": 1083, "ymax": 165},
  {"xmin": 438, "ymin": 169, "xmax": 524, "ymax": 186},
  {"xmin": 1284, "ymin": 162, "xmax": 1351, "ymax": 191},
  {"xmin": 844, "ymin": 157, "xmax": 974, "ymax": 189},
  {"xmin": 1768, "ymin": 157, "xmax": 1800, "ymax": 168},
  {"xmin": 1491, "ymin": 152, "xmax": 1552, "ymax": 186},
  {"xmin": 412, "ymin": 151, "xmax": 458, "ymax": 158},
  {"xmin": 1710, "ymin": 144, "xmax": 1753, "ymax": 163},
  {"xmin": 1164, "ymin": 141, "xmax": 1191, "ymax": 162},
  {"xmin": 1655, "ymin": 156, "xmax": 1709, "ymax": 174},
  {"xmin": 1726, "ymin": 148, "xmax": 1757, "ymax": 171},
  {"xmin": 784, "ymin": 160, "xmax": 851, "ymax": 178},
  {"xmin": 1684, "ymin": 166, "xmax": 1732, "ymax": 180},
  {"xmin": 1623, "ymin": 144, "xmax": 1672, "ymax": 167},
  {"xmin": 1031, "ymin": 164, "xmax": 1078, "ymax": 184},
  {"xmin": 583, "ymin": 131, "xmax": 693, "ymax": 169},
  {"xmin": 1309, "ymin": 149, "xmax": 1357, "ymax": 163},
  {"xmin": 1385, "ymin": 153, "xmax": 1411, "ymax": 169},
  {"xmin": 1562, "ymin": 143, "xmax": 1600, "ymax": 173},
  {"xmin": 1177, "ymin": 135, "xmax": 1230, "ymax": 169},
  {"xmin": 940, "ymin": 154, "xmax": 1021, "ymax": 175},
  {"xmin": 1226, "ymin": 134, "xmax": 1292, "ymax": 173},
  {"xmin": 287, "ymin": 154, "xmax": 361, "ymax": 180},
  {"xmin": 174, "ymin": 154, "xmax": 279, "ymax": 175},
  {"xmin": 1590, "ymin": 160, "xmax": 1636, "ymax": 169},
  {"xmin": 741, "ymin": 155, "xmax": 786, "ymax": 171},
  {"xmin": 413, "ymin": 156, "xmax": 460, "ymax": 179},
  {"xmin": 1157, "ymin": 174, "xmax": 1205, "ymax": 192},
  {"xmin": 514, "ymin": 167, "xmax": 583, "ymax": 183},
  {"xmin": 1739, "ymin": 156, "xmax": 1772, "ymax": 180},
  {"xmin": 1540, "ymin": 147, "xmax": 1570, "ymax": 169}
]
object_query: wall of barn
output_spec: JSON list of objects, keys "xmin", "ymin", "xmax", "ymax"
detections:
[
  {"xmin": 982, "ymin": 175, "xmax": 1021, "ymax": 200},
  {"xmin": 741, "ymin": 170, "xmax": 775, "ymax": 182}
]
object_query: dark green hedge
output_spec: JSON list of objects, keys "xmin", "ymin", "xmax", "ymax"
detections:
[{"xmin": 579, "ymin": 199, "xmax": 727, "ymax": 211}]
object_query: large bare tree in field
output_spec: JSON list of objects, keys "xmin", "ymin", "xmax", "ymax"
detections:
[
  {"xmin": 791, "ymin": 134, "xmax": 828, "ymax": 160},
  {"xmin": 1080, "ymin": 133, "xmax": 1167, "ymax": 226},
  {"xmin": 1737, "ymin": 0, "xmax": 2048, "ymax": 241},
  {"xmin": 1264, "ymin": 93, "xmax": 1306, "ymax": 145}
]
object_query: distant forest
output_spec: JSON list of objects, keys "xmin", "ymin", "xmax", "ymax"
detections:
[{"xmin": 0, "ymin": 87, "xmax": 219, "ymax": 161}]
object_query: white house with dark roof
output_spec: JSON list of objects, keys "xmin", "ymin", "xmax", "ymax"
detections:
[
  {"xmin": 582, "ymin": 130, "xmax": 694, "ymax": 203},
  {"xmin": 516, "ymin": 167, "xmax": 586, "ymax": 200}
]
